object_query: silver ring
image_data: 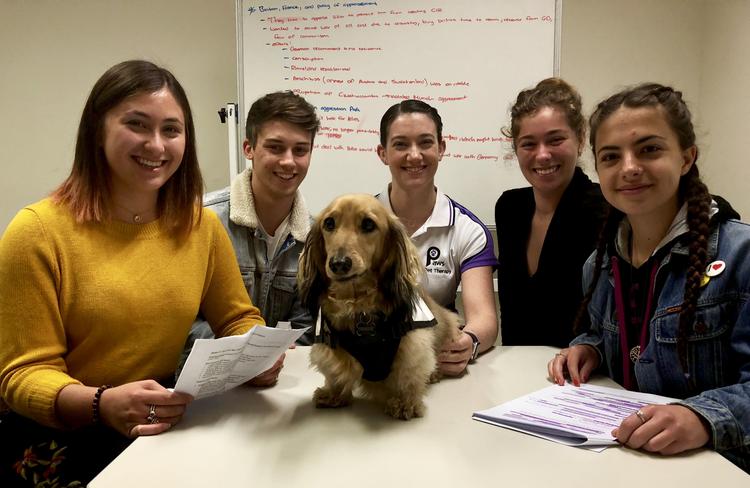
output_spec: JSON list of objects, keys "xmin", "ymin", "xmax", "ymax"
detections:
[
  {"xmin": 147, "ymin": 404, "xmax": 159, "ymax": 424},
  {"xmin": 635, "ymin": 409, "xmax": 648, "ymax": 424}
]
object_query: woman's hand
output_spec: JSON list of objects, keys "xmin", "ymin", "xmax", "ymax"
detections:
[
  {"xmin": 613, "ymin": 404, "xmax": 711, "ymax": 455},
  {"xmin": 246, "ymin": 352, "xmax": 285, "ymax": 387},
  {"xmin": 438, "ymin": 332, "xmax": 473, "ymax": 376},
  {"xmin": 547, "ymin": 345, "xmax": 600, "ymax": 386},
  {"xmin": 99, "ymin": 380, "xmax": 193, "ymax": 438}
]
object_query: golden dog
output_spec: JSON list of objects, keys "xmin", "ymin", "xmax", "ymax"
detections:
[{"xmin": 298, "ymin": 194, "xmax": 461, "ymax": 420}]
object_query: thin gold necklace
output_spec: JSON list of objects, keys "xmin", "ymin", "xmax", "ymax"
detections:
[{"xmin": 112, "ymin": 201, "xmax": 156, "ymax": 224}]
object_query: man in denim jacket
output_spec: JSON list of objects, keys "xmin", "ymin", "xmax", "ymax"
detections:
[
  {"xmin": 570, "ymin": 201, "xmax": 749, "ymax": 471},
  {"xmin": 179, "ymin": 92, "xmax": 320, "ymax": 379}
]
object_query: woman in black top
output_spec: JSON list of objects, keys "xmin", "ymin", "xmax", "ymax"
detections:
[{"xmin": 495, "ymin": 78, "xmax": 606, "ymax": 347}]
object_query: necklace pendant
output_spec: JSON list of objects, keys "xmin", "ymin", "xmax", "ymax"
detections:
[
  {"xmin": 133, "ymin": 214, "xmax": 142, "ymax": 223},
  {"xmin": 629, "ymin": 345, "xmax": 640, "ymax": 363}
]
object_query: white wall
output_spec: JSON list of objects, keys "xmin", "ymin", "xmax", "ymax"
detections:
[{"xmin": 0, "ymin": 0, "xmax": 236, "ymax": 231}]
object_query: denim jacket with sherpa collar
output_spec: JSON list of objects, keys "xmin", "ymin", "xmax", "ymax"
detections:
[
  {"xmin": 203, "ymin": 168, "xmax": 315, "ymax": 344},
  {"xmin": 571, "ymin": 204, "xmax": 750, "ymax": 470}
]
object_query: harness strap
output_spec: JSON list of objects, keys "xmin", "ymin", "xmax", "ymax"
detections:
[{"xmin": 316, "ymin": 311, "xmax": 437, "ymax": 381}]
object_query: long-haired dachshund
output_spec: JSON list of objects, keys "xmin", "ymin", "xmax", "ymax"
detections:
[{"xmin": 298, "ymin": 194, "xmax": 461, "ymax": 420}]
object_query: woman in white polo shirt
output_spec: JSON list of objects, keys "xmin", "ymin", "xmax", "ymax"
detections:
[{"xmin": 376, "ymin": 99, "xmax": 498, "ymax": 376}]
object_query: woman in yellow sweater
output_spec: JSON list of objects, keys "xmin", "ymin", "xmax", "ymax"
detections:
[{"xmin": 0, "ymin": 60, "xmax": 266, "ymax": 486}]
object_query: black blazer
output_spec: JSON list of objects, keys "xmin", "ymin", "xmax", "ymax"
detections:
[{"xmin": 495, "ymin": 168, "xmax": 607, "ymax": 348}]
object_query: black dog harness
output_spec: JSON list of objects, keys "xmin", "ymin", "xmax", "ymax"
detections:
[{"xmin": 316, "ymin": 298, "xmax": 437, "ymax": 381}]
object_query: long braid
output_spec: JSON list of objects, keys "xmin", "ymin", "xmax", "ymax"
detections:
[
  {"xmin": 573, "ymin": 204, "xmax": 623, "ymax": 335},
  {"xmin": 677, "ymin": 165, "xmax": 711, "ymax": 382}
]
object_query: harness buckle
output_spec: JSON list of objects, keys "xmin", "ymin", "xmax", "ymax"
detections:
[{"xmin": 354, "ymin": 313, "xmax": 377, "ymax": 337}]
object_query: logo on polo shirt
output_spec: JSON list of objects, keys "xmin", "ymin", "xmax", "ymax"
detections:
[
  {"xmin": 426, "ymin": 246, "xmax": 441, "ymax": 266},
  {"xmin": 425, "ymin": 246, "xmax": 449, "ymax": 275}
]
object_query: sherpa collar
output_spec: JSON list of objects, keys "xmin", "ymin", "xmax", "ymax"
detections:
[{"xmin": 229, "ymin": 168, "xmax": 311, "ymax": 241}]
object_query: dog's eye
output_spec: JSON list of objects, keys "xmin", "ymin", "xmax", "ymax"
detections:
[
  {"xmin": 323, "ymin": 217, "xmax": 335, "ymax": 231},
  {"xmin": 361, "ymin": 217, "xmax": 376, "ymax": 233}
]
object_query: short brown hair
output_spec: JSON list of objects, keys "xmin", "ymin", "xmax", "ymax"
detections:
[
  {"xmin": 51, "ymin": 60, "xmax": 203, "ymax": 237},
  {"xmin": 245, "ymin": 91, "xmax": 319, "ymax": 147}
]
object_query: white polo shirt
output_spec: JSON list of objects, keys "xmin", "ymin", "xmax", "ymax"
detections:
[{"xmin": 376, "ymin": 187, "xmax": 497, "ymax": 308}]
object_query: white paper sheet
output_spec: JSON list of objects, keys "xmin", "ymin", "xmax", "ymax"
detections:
[
  {"xmin": 174, "ymin": 323, "xmax": 307, "ymax": 399},
  {"xmin": 473, "ymin": 383, "xmax": 677, "ymax": 451}
]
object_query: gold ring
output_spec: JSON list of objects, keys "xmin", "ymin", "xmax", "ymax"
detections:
[
  {"xmin": 146, "ymin": 404, "xmax": 159, "ymax": 424},
  {"xmin": 555, "ymin": 352, "xmax": 567, "ymax": 359},
  {"xmin": 635, "ymin": 409, "xmax": 648, "ymax": 424}
]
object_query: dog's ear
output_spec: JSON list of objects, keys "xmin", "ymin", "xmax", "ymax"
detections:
[
  {"xmin": 298, "ymin": 217, "xmax": 328, "ymax": 314},
  {"xmin": 380, "ymin": 212, "xmax": 421, "ymax": 318}
]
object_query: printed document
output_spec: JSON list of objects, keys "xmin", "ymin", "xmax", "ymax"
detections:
[
  {"xmin": 473, "ymin": 383, "xmax": 677, "ymax": 450},
  {"xmin": 175, "ymin": 323, "xmax": 307, "ymax": 400}
]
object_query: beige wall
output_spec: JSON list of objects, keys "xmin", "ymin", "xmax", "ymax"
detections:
[
  {"xmin": 698, "ymin": 0, "xmax": 750, "ymax": 219},
  {"xmin": 1, "ymin": 0, "xmax": 749, "ymax": 232},
  {"xmin": 560, "ymin": 0, "xmax": 750, "ymax": 218},
  {"xmin": 560, "ymin": 0, "xmax": 705, "ymax": 169},
  {"xmin": 0, "ymin": 0, "xmax": 236, "ymax": 231}
]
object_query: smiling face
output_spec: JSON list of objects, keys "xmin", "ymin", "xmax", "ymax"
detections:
[
  {"xmin": 515, "ymin": 105, "xmax": 581, "ymax": 197},
  {"xmin": 594, "ymin": 105, "xmax": 696, "ymax": 222},
  {"xmin": 377, "ymin": 112, "xmax": 445, "ymax": 192},
  {"xmin": 246, "ymin": 118, "xmax": 313, "ymax": 201},
  {"xmin": 102, "ymin": 87, "xmax": 185, "ymax": 206}
]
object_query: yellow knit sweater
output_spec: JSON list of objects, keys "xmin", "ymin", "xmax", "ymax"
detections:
[{"xmin": 0, "ymin": 198, "xmax": 264, "ymax": 427}]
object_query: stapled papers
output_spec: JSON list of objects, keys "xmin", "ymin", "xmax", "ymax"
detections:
[{"xmin": 473, "ymin": 383, "xmax": 677, "ymax": 450}]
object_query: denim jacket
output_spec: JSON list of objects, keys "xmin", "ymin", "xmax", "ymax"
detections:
[
  {"xmin": 571, "ymin": 209, "xmax": 750, "ymax": 468},
  {"xmin": 193, "ymin": 168, "xmax": 314, "ymax": 346}
]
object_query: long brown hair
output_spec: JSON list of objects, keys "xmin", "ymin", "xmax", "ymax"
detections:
[
  {"xmin": 577, "ymin": 83, "xmax": 710, "ymax": 380},
  {"xmin": 51, "ymin": 60, "xmax": 203, "ymax": 237}
]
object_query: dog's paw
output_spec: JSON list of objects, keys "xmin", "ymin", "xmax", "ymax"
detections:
[
  {"xmin": 313, "ymin": 387, "xmax": 352, "ymax": 408},
  {"xmin": 384, "ymin": 397, "xmax": 425, "ymax": 420},
  {"xmin": 428, "ymin": 369, "xmax": 442, "ymax": 384}
]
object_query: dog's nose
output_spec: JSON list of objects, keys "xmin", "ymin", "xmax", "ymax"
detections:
[{"xmin": 328, "ymin": 256, "xmax": 352, "ymax": 275}]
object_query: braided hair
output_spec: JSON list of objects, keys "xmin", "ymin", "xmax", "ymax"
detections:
[
  {"xmin": 677, "ymin": 165, "xmax": 711, "ymax": 376},
  {"xmin": 576, "ymin": 83, "xmax": 712, "ymax": 381}
]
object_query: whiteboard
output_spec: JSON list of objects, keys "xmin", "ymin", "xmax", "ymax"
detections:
[{"xmin": 238, "ymin": 0, "xmax": 560, "ymax": 224}]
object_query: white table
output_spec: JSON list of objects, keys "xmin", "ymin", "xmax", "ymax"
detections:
[{"xmin": 90, "ymin": 346, "xmax": 748, "ymax": 487}]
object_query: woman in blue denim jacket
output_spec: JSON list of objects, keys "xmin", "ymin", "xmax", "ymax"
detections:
[{"xmin": 548, "ymin": 83, "xmax": 749, "ymax": 471}]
